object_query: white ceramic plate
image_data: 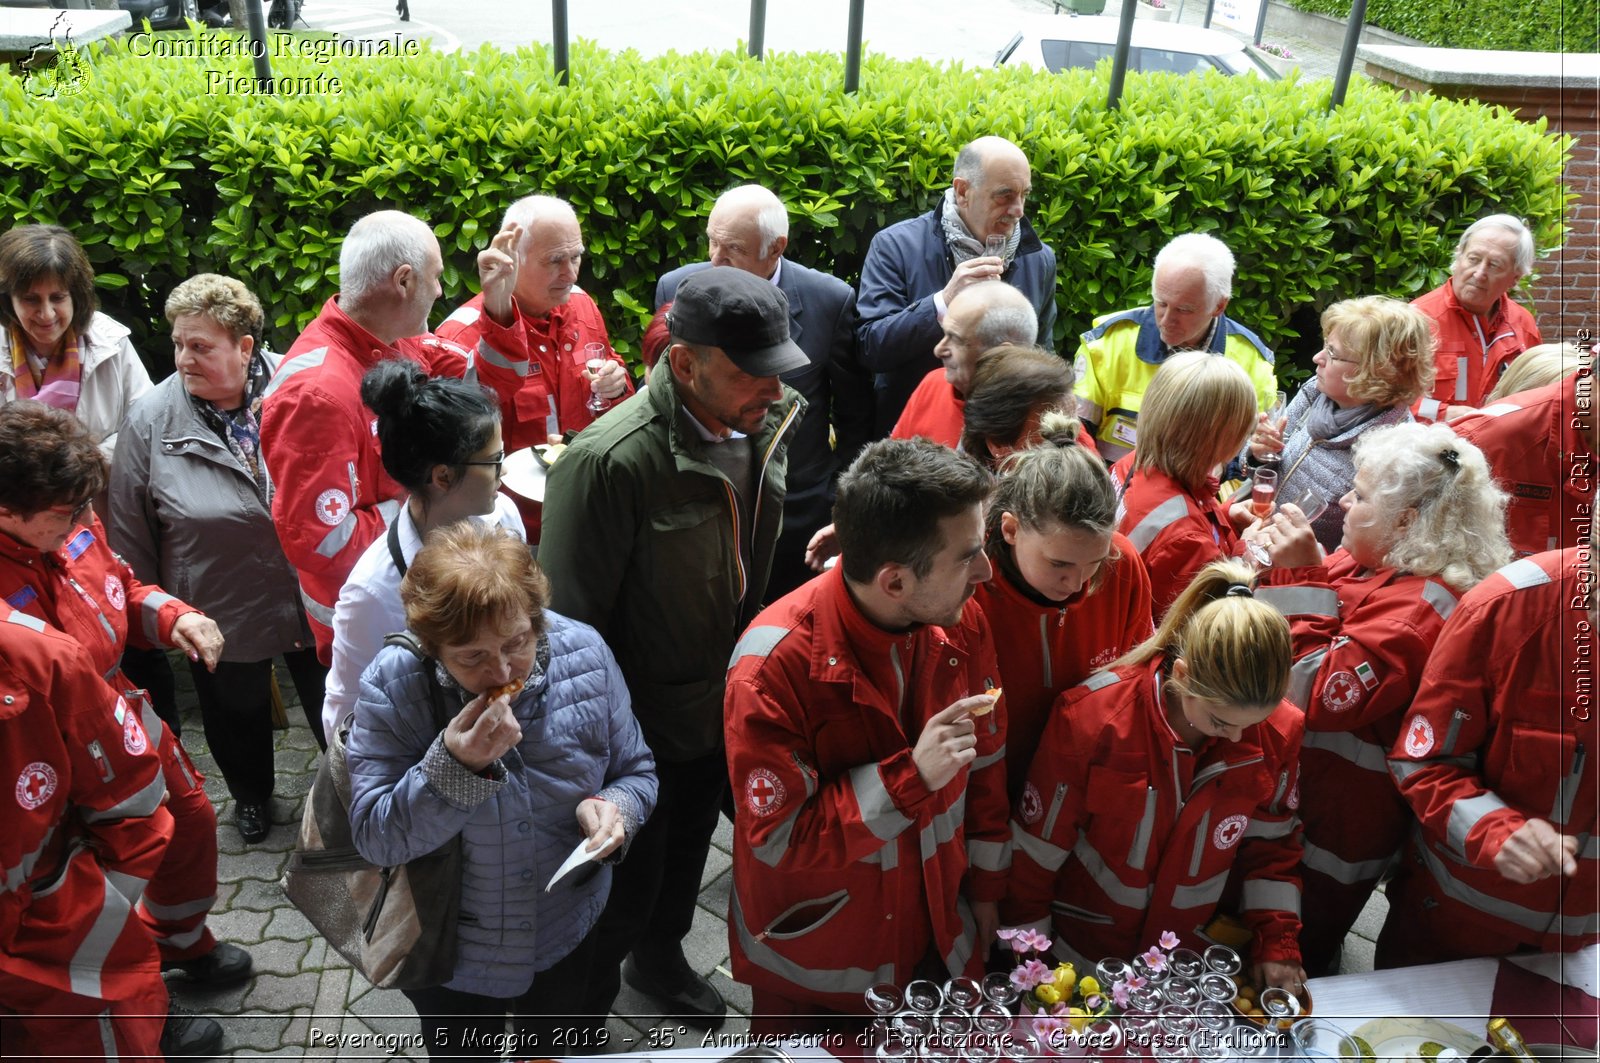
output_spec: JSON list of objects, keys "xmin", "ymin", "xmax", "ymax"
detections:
[
  {"xmin": 1349, "ymin": 1017, "xmax": 1491, "ymax": 1063},
  {"xmin": 500, "ymin": 446, "xmax": 547, "ymax": 502}
]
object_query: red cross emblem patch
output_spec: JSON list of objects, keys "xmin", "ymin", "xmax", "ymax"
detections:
[
  {"xmin": 314, "ymin": 488, "xmax": 351, "ymax": 527},
  {"xmin": 1213, "ymin": 814, "xmax": 1248, "ymax": 850},
  {"xmin": 123, "ymin": 708, "xmax": 149, "ymax": 756},
  {"xmin": 104, "ymin": 574, "xmax": 126, "ymax": 611},
  {"xmin": 15, "ymin": 762, "xmax": 57, "ymax": 810},
  {"xmin": 1321, "ymin": 670, "xmax": 1362, "ymax": 713},
  {"xmin": 1403, "ymin": 715, "xmax": 1435, "ymax": 758},
  {"xmin": 745, "ymin": 768, "xmax": 786, "ymax": 818},
  {"xmin": 1020, "ymin": 782, "xmax": 1044, "ymax": 825}
]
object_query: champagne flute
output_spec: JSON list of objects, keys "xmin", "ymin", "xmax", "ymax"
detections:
[
  {"xmin": 983, "ymin": 234, "xmax": 1006, "ymax": 260},
  {"xmin": 1280, "ymin": 482, "xmax": 1329, "ymax": 523},
  {"xmin": 1250, "ymin": 467, "xmax": 1279, "ymax": 519},
  {"xmin": 580, "ymin": 341, "xmax": 612, "ymax": 415}
]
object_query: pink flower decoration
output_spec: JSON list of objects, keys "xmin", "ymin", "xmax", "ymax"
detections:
[
  {"xmin": 1085, "ymin": 994, "xmax": 1104, "ymax": 1011},
  {"xmin": 1141, "ymin": 947, "xmax": 1168, "ymax": 973},
  {"xmin": 1111, "ymin": 982, "xmax": 1132, "ymax": 1009},
  {"xmin": 1011, "ymin": 958, "xmax": 1051, "ymax": 991},
  {"xmin": 1032, "ymin": 1015, "xmax": 1066, "ymax": 1043},
  {"xmin": 1159, "ymin": 930, "xmax": 1180, "ymax": 950},
  {"xmin": 1127, "ymin": 974, "xmax": 1147, "ymax": 990},
  {"xmin": 997, "ymin": 927, "xmax": 1020, "ymax": 943},
  {"xmin": 1018, "ymin": 928, "xmax": 1054, "ymax": 953}
]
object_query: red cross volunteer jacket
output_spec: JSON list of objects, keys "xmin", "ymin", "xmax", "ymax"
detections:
[
  {"xmin": 260, "ymin": 298, "xmax": 529, "ymax": 659},
  {"xmin": 1113, "ymin": 458, "xmax": 1242, "ymax": 618},
  {"xmin": 0, "ymin": 610, "xmax": 172, "ymax": 1014},
  {"xmin": 1005, "ymin": 658, "xmax": 1305, "ymax": 968},
  {"xmin": 1453, "ymin": 375, "xmax": 1593, "ymax": 558},
  {"xmin": 1386, "ymin": 549, "xmax": 1598, "ymax": 956},
  {"xmin": 1256, "ymin": 552, "xmax": 1460, "ymax": 970},
  {"xmin": 973, "ymin": 538, "xmax": 1153, "ymax": 797},
  {"xmin": 724, "ymin": 566, "xmax": 1009, "ymax": 1013}
]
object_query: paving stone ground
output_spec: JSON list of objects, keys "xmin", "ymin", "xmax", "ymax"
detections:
[{"xmin": 169, "ymin": 656, "xmax": 1383, "ymax": 1059}]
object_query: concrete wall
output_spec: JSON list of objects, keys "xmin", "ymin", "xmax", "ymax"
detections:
[{"xmin": 1360, "ymin": 46, "xmax": 1600, "ymax": 345}]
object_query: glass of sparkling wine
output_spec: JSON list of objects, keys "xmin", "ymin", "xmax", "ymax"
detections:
[
  {"xmin": 1250, "ymin": 467, "xmax": 1279, "ymax": 519},
  {"xmin": 581, "ymin": 341, "xmax": 611, "ymax": 414},
  {"xmin": 984, "ymin": 234, "xmax": 1006, "ymax": 259}
]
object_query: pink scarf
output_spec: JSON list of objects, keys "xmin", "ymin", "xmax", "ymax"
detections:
[{"xmin": 9, "ymin": 325, "xmax": 82, "ymax": 412}]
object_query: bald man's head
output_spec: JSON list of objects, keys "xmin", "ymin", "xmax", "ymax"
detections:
[
  {"xmin": 707, "ymin": 185, "xmax": 789, "ymax": 279},
  {"xmin": 951, "ymin": 137, "xmax": 1032, "ymax": 243},
  {"xmin": 934, "ymin": 281, "xmax": 1040, "ymax": 395}
]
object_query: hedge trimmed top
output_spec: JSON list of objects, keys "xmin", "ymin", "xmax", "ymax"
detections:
[{"xmin": 0, "ymin": 32, "xmax": 1570, "ymax": 382}]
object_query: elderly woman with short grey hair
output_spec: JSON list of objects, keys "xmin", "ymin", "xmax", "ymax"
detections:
[
  {"xmin": 1242, "ymin": 296, "xmax": 1435, "ymax": 552},
  {"xmin": 110, "ymin": 273, "xmax": 325, "ymax": 846},
  {"xmin": 346, "ymin": 522, "xmax": 655, "ymax": 1061}
]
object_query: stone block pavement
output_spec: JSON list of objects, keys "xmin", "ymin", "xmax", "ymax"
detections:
[{"xmin": 167, "ymin": 655, "xmax": 1384, "ymax": 1059}]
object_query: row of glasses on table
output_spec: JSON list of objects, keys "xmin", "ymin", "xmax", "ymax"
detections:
[{"xmin": 862, "ymin": 944, "xmax": 1313, "ymax": 1062}]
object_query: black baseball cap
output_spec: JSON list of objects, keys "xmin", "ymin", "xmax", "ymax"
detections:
[{"xmin": 667, "ymin": 266, "xmax": 809, "ymax": 376}]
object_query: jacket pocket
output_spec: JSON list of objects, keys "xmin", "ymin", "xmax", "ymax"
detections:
[
  {"xmin": 1050, "ymin": 899, "xmax": 1115, "ymax": 926},
  {"xmin": 1505, "ymin": 718, "xmax": 1580, "ymax": 824},
  {"xmin": 756, "ymin": 890, "xmax": 850, "ymax": 942},
  {"xmin": 647, "ymin": 500, "xmax": 727, "ymax": 580}
]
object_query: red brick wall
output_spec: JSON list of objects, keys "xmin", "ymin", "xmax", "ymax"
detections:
[{"xmin": 1365, "ymin": 67, "xmax": 1599, "ymax": 349}]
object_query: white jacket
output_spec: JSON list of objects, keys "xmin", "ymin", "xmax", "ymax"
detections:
[{"xmin": 0, "ymin": 311, "xmax": 152, "ymax": 457}]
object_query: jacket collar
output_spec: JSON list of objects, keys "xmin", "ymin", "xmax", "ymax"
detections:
[
  {"xmin": 806, "ymin": 563, "xmax": 962, "ymax": 699},
  {"xmin": 313, "ymin": 296, "xmax": 401, "ymax": 369},
  {"xmin": 644, "ymin": 357, "xmax": 803, "ymax": 476},
  {"xmin": 1441, "ymin": 278, "xmax": 1514, "ymax": 328},
  {"xmin": 0, "ymin": 311, "xmax": 130, "ymax": 379}
]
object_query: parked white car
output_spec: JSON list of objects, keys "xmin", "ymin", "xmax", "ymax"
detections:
[{"xmin": 996, "ymin": 15, "xmax": 1280, "ymax": 78}]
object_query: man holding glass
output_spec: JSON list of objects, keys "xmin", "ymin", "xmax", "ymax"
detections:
[
  {"xmin": 540, "ymin": 266, "xmax": 809, "ymax": 1029},
  {"xmin": 857, "ymin": 137, "xmax": 1058, "ymax": 436},
  {"xmin": 439, "ymin": 194, "xmax": 633, "ymax": 455}
]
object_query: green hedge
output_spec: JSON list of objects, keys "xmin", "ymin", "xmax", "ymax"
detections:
[
  {"xmin": 1283, "ymin": 0, "xmax": 1596, "ymax": 55},
  {"xmin": 0, "ymin": 32, "xmax": 1572, "ymax": 387}
]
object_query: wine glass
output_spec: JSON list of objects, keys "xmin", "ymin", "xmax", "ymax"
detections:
[
  {"xmin": 934, "ymin": 1007, "xmax": 972, "ymax": 1037},
  {"xmin": 1202, "ymin": 944, "xmax": 1241, "ymax": 976},
  {"xmin": 905, "ymin": 979, "xmax": 944, "ymax": 1014},
  {"xmin": 1162, "ymin": 978, "xmax": 1202, "ymax": 1008},
  {"xmin": 1094, "ymin": 956, "xmax": 1131, "ymax": 988},
  {"xmin": 943, "ymin": 976, "xmax": 983, "ymax": 1011},
  {"xmin": 1197, "ymin": 972, "xmax": 1237, "ymax": 1004},
  {"xmin": 877, "ymin": 1034, "xmax": 917, "ymax": 1063},
  {"xmin": 867, "ymin": 982, "xmax": 905, "ymax": 1017},
  {"xmin": 1132, "ymin": 951, "xmax": 1170, "ymax": 984},
  {"xmin": 1291, "ymin": 1018, "xmax": 1363, "ymax": 1062},
  {"xmin": 1167, "ymin": 948, "xmax": 1204, "ymax": 979},
  {"xmin": 1258, "ymin": 986, "xmax": 1303, "ymax": 1032},
  {"xmin": 983, "ymin": 234, "xmax": 1006, "ymax": 259},
  {"xmin": 970, "ymin": 1001, "xmax": 1011, "ymax": 1035},
  {"xmin": 1268, "ymin": 389, "xmax": 1289, "ymax": 427},
  {"xmin": 1280, "ymin": 482, "xmax": 1329, "ymax": 523},
  {"xmin": 980, "ymin": 971, "xmax": 1019, "ymax": 1008},
  {"xmin": 1250, "ymin": 467, "xmax": 1279, "ymax": 520},
  {"xmin": 580, "ymin": 341, "xmax": 612, "ymax": 415}
]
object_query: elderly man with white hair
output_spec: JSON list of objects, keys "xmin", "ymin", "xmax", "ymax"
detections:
[
  {"xmin": 857, "ymin": 136, "xmax": 1059, "ymax": 436},
  {"xmin": 260, "ymin": 209, "xmax": 529, "ymax": 661},
  {"xmin": 890, "ymin": 279, "xmax": 1039, "ymax": 446},
  {"xmin": 1411, "ymin": 214, "xmax": 1543, "ymax": 423},
  {"xmin": 1074, "ymin": 232, "xmax": 1277, "ymax": 463},
  {"xmin": 440, "ymin": 195, "xmax": 633, "ymax": 459},
  {"xmin": 655, "ymin": 184, "xmax": 872, "ymax": 598}
]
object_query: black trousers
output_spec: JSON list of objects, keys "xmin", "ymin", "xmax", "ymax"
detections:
[
  {"xmin": 580, "ymin": 749, "xmax": 727, "ymax": 1017},
  {"xmin": 403, "ymin": 930, "xmax": 599, "ymax": 1062},
  {"xmin": 118, "ymin": 646, "xmax": 181, "ymax": 736},
  {"xmin": 188, "ymin": 649, "xmax": 326, "ymax": 803}
]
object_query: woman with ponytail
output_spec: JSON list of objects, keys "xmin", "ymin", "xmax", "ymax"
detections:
[
  {"xmin": 974, "ymin": 409, "xmax": 1153, "ymax": 796},
  {"xmin": 1247, "ymin": 421, "xmax": 1511, "ymax": 974},
  {"xmin": 1005, "ymin": 560, "xmax": 1307, "ymax": 994},
  {"xmin": 1112, "ymin": 351, "xmax": 1258, "ymax": 616},
  {"xmin": 322, "ymin": 359, "xmax": 526, "ymax": 739}
]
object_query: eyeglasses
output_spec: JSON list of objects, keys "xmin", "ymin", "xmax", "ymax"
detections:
[
  {"xmin": 1318, "ymin": 346, "xmax": 1360, "ymax": 366},
  {"xmin": 48, "ymin": 497, "xmax": 94, "ymax": 523},
  {"xmin": 458, "ymin": 451, "xmax": 505, "ymax": 476}
]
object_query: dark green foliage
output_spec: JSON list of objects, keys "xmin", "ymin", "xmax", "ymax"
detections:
[
  {"xmin": 0, "ymin": 33, "xmax": 1569, "ymax": 386},
  {"xmin": 1282, "ymin": 0, "xmax": 1596, "ymax": 54}
]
